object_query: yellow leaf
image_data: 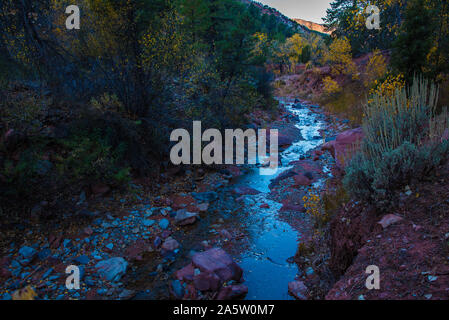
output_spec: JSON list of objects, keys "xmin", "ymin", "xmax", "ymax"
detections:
[{"xmin": 12, "ymin": 286, "xmax": 37, "ymax": 300}]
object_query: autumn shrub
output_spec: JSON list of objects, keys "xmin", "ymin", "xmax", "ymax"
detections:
[
  {"xmin": 363, "ymin": 50, "xmax": 387, "ymax": 88},
  {"xmin": 344, "ymin": 77, "xmax": 449, "ymax": 209},
  {"xmin": 303, "ymin": 189, "xmax": 328, "ymax": 228},
  {"xmin": 368, "ymin": 73, "xmax": 405, "ymax": 102},
  {"xmin": 322, "ymin": 76, "xmax": 341, "ymax": 96},
  {"xmin": 322, "ymin": 37, "xmax": 358, "ymax": 79}
]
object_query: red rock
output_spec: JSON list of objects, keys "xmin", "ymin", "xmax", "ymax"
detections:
[
  {"xmin": 217, "ymin": 285, "xmax": 248, "ymax": 300},
  {"xmin": 161, "ymin": 237, "xmax": 179, "ymax": 251},
  {"xmin": 232, "ymin": 185, "xmax": 261, "ymax": 196},
  {"xmin": 292, "ymin": 174, "xmax": 312, "ymax": 186},
  {"xmin": 174, "ymin": 210, "xmax": 198, "ymax": 226},
  {"xmin": 125, "ymin": 240, "xmax": 147, "ymax": 261},
  {"xmin": 270, "ymin": 159, "xmax": 322, "ymax": 189},
  {"xmin": 192, "ymin": 248, "xmax": 243, "ymax": 283},
  {"xmin": 278, "ymin": 134, "xmax": 294, "ymax": 147},
  {"xmin": 288, "ymin": 281, "xmax": 308, "ymax": 300},
  {"xmin": 175, "ymin": 263, "xmax": 195, "ymax": 282},
  {"xmin": 321, "ymin": 128, "xmax": 364, "ymax": 167},
  {"xmin": 170, "ymin": 195, "xmax": 196, "ymax": 210},
  {"xmin": 378, "ymin": 214, "xmax": 403, "ymax": 229},
  {"xmin": 193, "ymin": 272, "xmax": 221, "ymax": 291},
  {"xmin": 280, "ymin": 202, "xmax": 305, "ymax": 213}
]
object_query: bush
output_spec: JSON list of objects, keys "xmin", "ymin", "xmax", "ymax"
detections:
[
  {"xmin": 363, "ymin": 50, "xmax": 387, "ymax": 88},
  {"xmin": 323, "ymin": 76, "xmax": 341, "ymax": 96},
  {"xmin": 344, "ymin": 77, "xmax": 449, "ymax": 209},
  {"xmin": 322, "ymin": 37, "xmax": 358, "ymax": 79},
  {"xmin": 57, "ymin": 129, "xmax": 130, "ymax": 185}
]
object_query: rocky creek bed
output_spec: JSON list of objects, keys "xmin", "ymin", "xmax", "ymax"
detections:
[{"xmin": 0, "ymin": 98, "xmax": 352, "ymax": 300}]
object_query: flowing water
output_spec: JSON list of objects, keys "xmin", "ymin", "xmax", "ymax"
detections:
[
  {"xmin": 131, "ymin": 100, "xmax": 329, "ymax": 300},
  {"xmin": 232, "ymin": 100, "xmax": 326, "ymax": 300}
]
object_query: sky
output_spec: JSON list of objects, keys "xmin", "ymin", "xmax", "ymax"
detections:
[{"xmin": 258, "ymin": 0, "xmax": 333, "ymax": 24}]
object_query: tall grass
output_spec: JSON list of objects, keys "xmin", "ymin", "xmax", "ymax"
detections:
[{"xmin": 344, "ymin": 77, "xmax": 449, "ymax": 209}]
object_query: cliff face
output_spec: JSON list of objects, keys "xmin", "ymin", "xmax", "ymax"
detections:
[{"xmin": 293, "ymin": 18, "xmax": 331, "ymax": 35}]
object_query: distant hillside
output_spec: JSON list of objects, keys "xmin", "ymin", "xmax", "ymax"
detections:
[
  {"xmin": 293, "ymin": 18, "xmax": 332, "ymax": 35},
  {"xmin": 240, "ymin": 0, "xmax": 309, "ymax": 34}
]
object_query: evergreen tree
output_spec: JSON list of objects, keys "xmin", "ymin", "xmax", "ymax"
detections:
[{"xmin": 391, "ymin": 0, "xmax": 435, "ymax": 81}]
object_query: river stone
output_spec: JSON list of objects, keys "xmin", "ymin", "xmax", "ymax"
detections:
[
  {"xmin": 161, "ymin": 237, "xmax": 179, "ymax": 251},
  {"xmin": 197, "ymin": 203, "xmax": 209, "ymax": 212},
  {"xmin": 18, "ymin": 246, "xmax": 37, "ymax": 260},
  {"xmin": 175, "ymin": 210, "xmax": 198, "ymax": 226},
  {"xmin": 232, "ymin": 185, "xmax": 261, "ymax": 196},
  {"xmin": 95, "ymin": 257, "xmax": 128, "ymax": 282},
  {"xmin": 191, "ymin": 248, "xmax": 243, "ymax": 282},
  {"xmin": 159, "ymin": 218, "xmax": 170, "ymax": 230},
  {"xmin": 193, "ymin": 271, "xmax": 221, "ymax": 291},
  {"xmin": 191, "ymin": 192, "xmax": 218, "ymax": 202}
]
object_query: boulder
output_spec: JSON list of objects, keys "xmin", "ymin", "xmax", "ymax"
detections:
[
  {"xmin": 175, "ymin": 263, "xmax": 195, "ymax": 282},
  {"xmin": 175, "ymin": 210, "xmax": 199, "ymax": 226},
  {"xmin": 292, "ymin": 174, "xmax": 312, "ymax": 186},
  {"xmin": 95, "ymin": 257, "xmax": 128, "ymax": 282},
  {"xmin": 191, "ymin": 248, "xmax": 243, "ymax": 282},
  {"xmin": 193, "ymin": 272, "xmax": 221, "ymax": 291},
  {"xmin": 232, "ymin": 185, "xmax": 261, "ymax": 196},
  {"xmin": 321, "ymin": 127, "xmax": 364, "ymax": 167}
]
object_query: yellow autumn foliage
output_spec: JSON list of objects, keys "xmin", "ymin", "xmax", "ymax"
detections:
[
  {"xmin": 322, "ymin": 37, "xmax": 358, "ymax": 79},
  {"xmin": 368, "ymin": 73, "xmax": 405, "ymax": 102},
  {"xmin": 363, "ymin": 50, "xmax": 388, "ymax": 88},
  {"xmin": 323, "ymin": 76, "xmax": 341, "ymax": 95},
  {"xmin": 12, "ymin": 286, "xmax": 37, "ymax": 300}
]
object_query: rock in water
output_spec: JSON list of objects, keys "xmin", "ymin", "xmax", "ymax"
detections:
[
  {"xmin": 95, "ymin": 257, "xmax": 128, "ymax": 282},
  {"xmin": 232, "ymin": 185, "xmax": 261, "ymax": 196},
  {"xmin": 191, "ymin": 248, "xmax": 243, "ymax": 282}
]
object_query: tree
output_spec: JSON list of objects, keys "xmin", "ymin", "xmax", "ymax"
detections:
[
  {"xmin": 177, "ymin": 0, "xmax": 211, "ymax": 46},
  {"xmin": 324, "ymin": 0, "xmax": 405, "ymax": 54},
  {"xmin": 391, "ymin": 0, "xmax": 435, "ymax": 82},
  {"xmin": 322, "ymin": 37, "xmax": 358, "ymax": 78}
]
